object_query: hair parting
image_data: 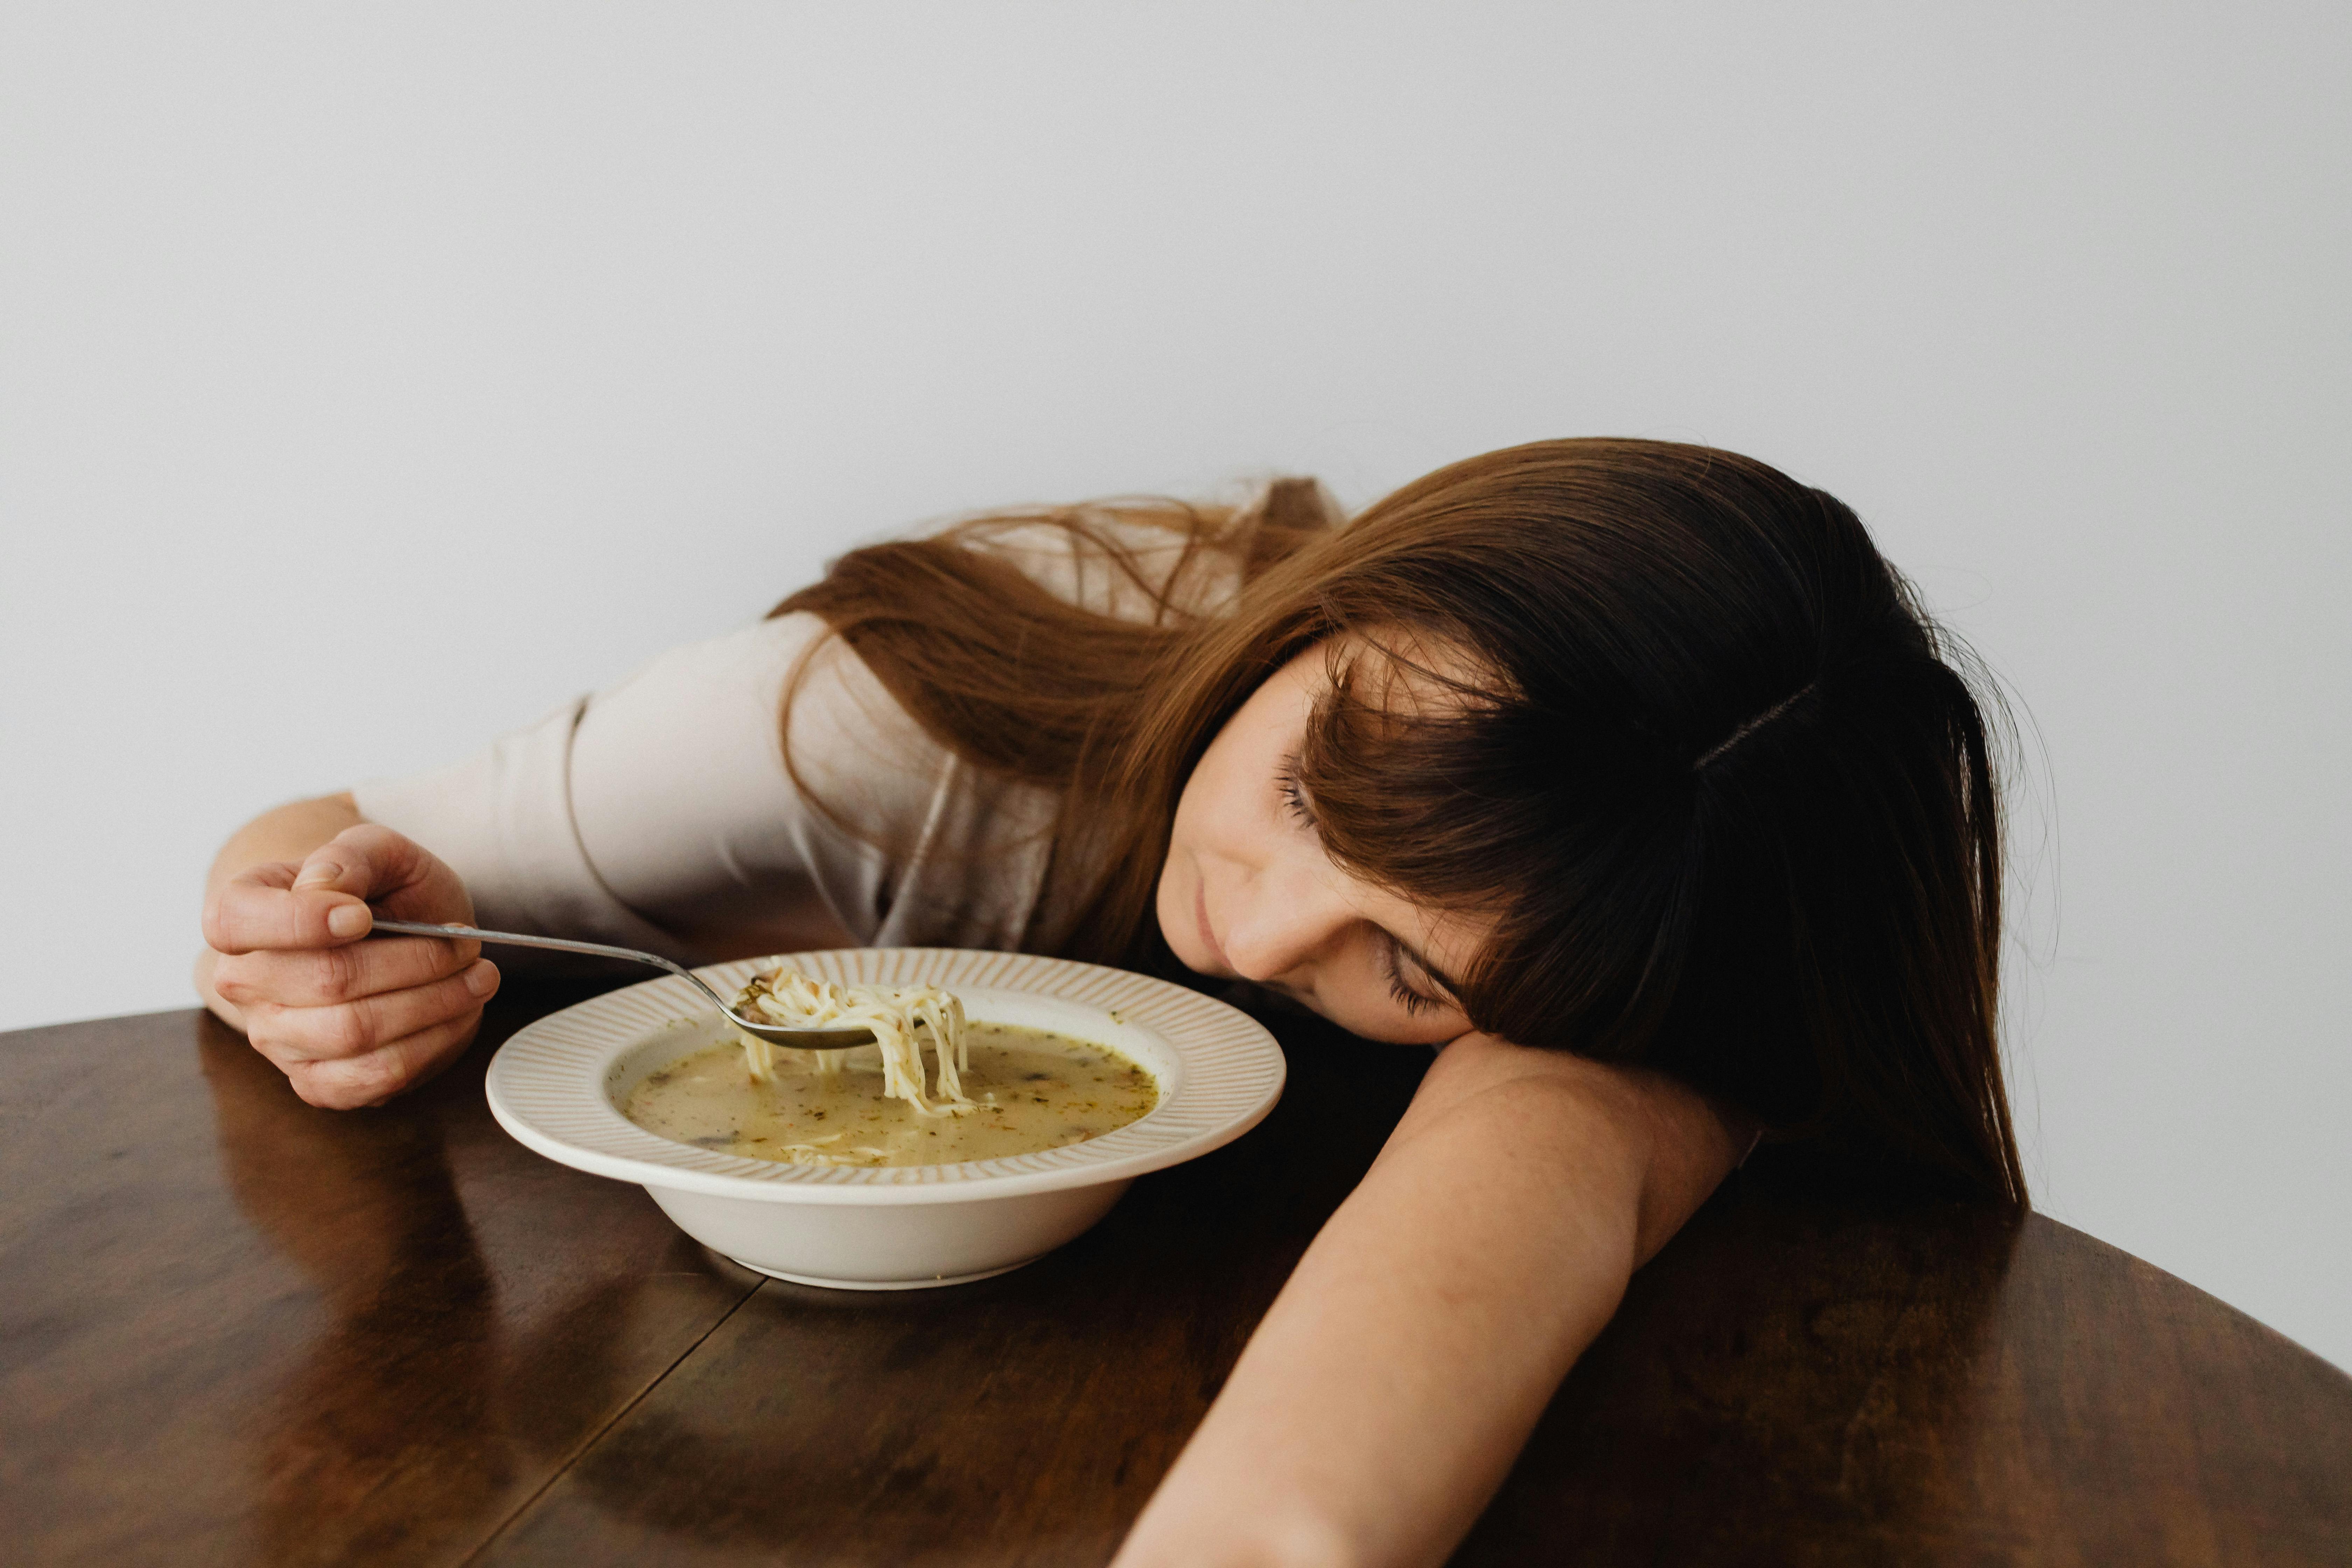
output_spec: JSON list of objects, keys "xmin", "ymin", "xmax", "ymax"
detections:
[{"xmin": 1693, "ymin": 680, "xmax": 1819, "ymax": 771}]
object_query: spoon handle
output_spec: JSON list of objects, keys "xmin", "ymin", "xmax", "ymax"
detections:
[
  {"xmin": 370, "ymin": 918, "xmax": 699, "ymax": 975},
  {"xmin": 366, "ymin": 918, "xmax": 877, "ymax": 1048},
  {"xmin": 370, "ymin": 918, "xmax": 731, "ymax": 1015}
]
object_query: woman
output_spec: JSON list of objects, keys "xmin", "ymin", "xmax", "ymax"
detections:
[{"xmin": 197, "ymin": 438, "xmax": 2024, "ymax": 1566}]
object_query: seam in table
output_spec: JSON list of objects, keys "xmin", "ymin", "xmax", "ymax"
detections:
[{"xmin": 458, "ymin": 1273, "xmax": 765, "ymax": 1565}]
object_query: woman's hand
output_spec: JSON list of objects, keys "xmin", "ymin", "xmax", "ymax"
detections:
[
  {"xmin": 1112, "ymin": 1034, "xmax": 1748, "ymax": 1568},
  {"xmin": 200, "ymin": 815, "xmax": 497, "ymax": 1109}
]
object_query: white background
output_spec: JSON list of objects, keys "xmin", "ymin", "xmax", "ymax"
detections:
[{"xmin": 4, "ymin": 5, "xmax": 2346, "ymax": 1367}]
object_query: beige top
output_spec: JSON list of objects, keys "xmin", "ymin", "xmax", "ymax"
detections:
[{"xmin": 352, "ymin": 518, "xmax": 1242, "ymax": 969}]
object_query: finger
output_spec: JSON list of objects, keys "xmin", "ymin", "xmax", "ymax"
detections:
[
  {"xmin": 246, "ymin": 960, "xmax": 499, "ymax": 1066},
  {"xmin": 275, "ymin": 828, "xmax": 428, "ymax": 948},
  {"xmin": 205, "ymin": 861, "xmax": 373, "ymax": 955},
  {"xmin": 292, "ymin": 824, "xmax": 450, "ymax": 908},
  {"xmin": 214, "ymin": 938, "xmax": 487, "ymax": 1010},
  {"xmin": 282, "ymin": 1011, "xmax": 484, "ymax": 1110}
]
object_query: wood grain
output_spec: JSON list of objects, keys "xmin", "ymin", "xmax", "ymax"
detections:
[
  {"xmin": 1457, "ymin": 1167, "xmax": 2352, "ymax": 1565},
  {"xmin": 3, "ymin": 989, "xmax": 2347, "ymax": 1566},
  {"xmin": 0, "ymin": 988, "xmax": 758, "ymax": 1565}
]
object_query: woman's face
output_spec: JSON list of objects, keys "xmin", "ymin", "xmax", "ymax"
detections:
[{"xmin": 1158, "ymin": 641, "xmax": 1488, "ymax": 1045}]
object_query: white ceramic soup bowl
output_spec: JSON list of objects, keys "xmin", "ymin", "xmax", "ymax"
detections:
[{"xmin": 485, "ymin": 947, "xmax": 1284, "ymax": 1289}]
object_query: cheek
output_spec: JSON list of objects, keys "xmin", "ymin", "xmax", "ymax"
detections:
[
  {"xmin": 1156, "ymin": 782, "xmax": 1216, "ymax": 968},
  {"xmin": 1172, "ymin": 733, "xmax": 1259, "ymax": 861}
]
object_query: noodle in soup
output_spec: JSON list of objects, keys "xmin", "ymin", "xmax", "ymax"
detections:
[{"xmin": 625, "ymin": 1022, "xmax": 1159, "ymax": 1167}]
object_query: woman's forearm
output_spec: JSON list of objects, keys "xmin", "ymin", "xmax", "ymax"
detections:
[{"xmin": 1113, "ymin": 1039, "xmax": 1743, "ymax": 1568}]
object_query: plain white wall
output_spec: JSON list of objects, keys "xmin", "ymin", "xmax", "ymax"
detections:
[{"xmin": 4, "ymin": 4, "xmax": 2345, "ymax": 1367}]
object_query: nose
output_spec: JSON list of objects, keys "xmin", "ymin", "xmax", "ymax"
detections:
[{"xmin": 1218, "ymin": 861, "xmax": 1355, "ymax": 986}]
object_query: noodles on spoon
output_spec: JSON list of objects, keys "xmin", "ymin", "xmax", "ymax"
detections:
[{"xmin": 732, "ymin": 969, "xmax": 972, "ymax": 1115}]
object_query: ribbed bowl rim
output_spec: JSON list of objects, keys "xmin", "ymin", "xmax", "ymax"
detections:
[{"xmin": 484, "ymin": 947, "xmax": 1286, "ymax": 1206}]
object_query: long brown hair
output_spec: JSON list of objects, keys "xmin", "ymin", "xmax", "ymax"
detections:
[{"xmin": 775, "ymin": 440, "xmax": 2026, "ymax": 1205}]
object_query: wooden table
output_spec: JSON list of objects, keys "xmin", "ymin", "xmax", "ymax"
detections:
[{"xmin": 5, "ymin": 986, "xmax": 2349, "ymax": 1566}]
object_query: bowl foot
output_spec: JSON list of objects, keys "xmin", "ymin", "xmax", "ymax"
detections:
[{"xmin": 729, "ymin": 1255, "xmax": 1041, "ymax": 1290}]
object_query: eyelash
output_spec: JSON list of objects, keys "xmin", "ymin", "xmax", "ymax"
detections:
[
  {"xmin": 1275, "ymin": 756, "xmax": 1317, "ymax": 828},
  {"xmin": 1381, "ymin": 938, "xmax": 1439, "ymax": 1016}
]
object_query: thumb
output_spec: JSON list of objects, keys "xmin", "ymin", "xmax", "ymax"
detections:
[
  {"xmin": 292, "ymin": 824, "xmax": 427, "ymax": 899},
  {"xmin": 292, "ymin": 849, "xmax": 354, "ymax": 893},
  {"xmin": 288, "ymin": 839, "xmax": 377, "ymax": 941}
]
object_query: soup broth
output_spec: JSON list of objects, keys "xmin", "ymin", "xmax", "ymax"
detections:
[{"xmin": 624, "ymin": 1022, "xmax": 1158, "ymax": 1167}]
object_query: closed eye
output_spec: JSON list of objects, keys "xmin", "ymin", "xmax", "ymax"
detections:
[
  {"xmin": 1275, "ymin": 754, "xmax": 1317, "ymax": 830},
  {"xmin": 1277, "ymin": 754, "xmax": 1459, "ymax": 1025},
  {"xmin": 1380, "ymin": 932, "xmax": 1442, "ymax": 1016}
]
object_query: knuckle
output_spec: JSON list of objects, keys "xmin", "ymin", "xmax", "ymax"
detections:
[
  {"xmin": 318, "ymin": 945, "xmax": 366, "ymax": 1003},
  {"xmin": 213, "ymin": 963, "xmax": 256, "ymax": 1005},
  {"xmin": 344, "ymin": 1051, "xmax": 410, "ymax": 1105},
  {"xmin": 289, "ymin": 1065, "xmax": 363, "ymax": 1110},
  {"xmin": 203, "ymin": 899, "xmax": 253, "ymax": 955},
  {"xmin": 292, "ymin": 1002, "xmax": 371, "ymax": 1057},
  {"xmin": 328, "ymin": 1003, "xmax": 380, "ymax": 1056},
  {"xmin": 338, "ymin": 826, "xmax": 402, "ymax": 882},
  {"xmin": 242, "ymin": 1001, "xmax": 289, "ymax": 1049}
]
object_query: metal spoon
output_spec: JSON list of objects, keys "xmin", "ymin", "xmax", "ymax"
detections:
[{"xmin": 369, "ymin": 918, "xmax": 877, "ymax": 1048}]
